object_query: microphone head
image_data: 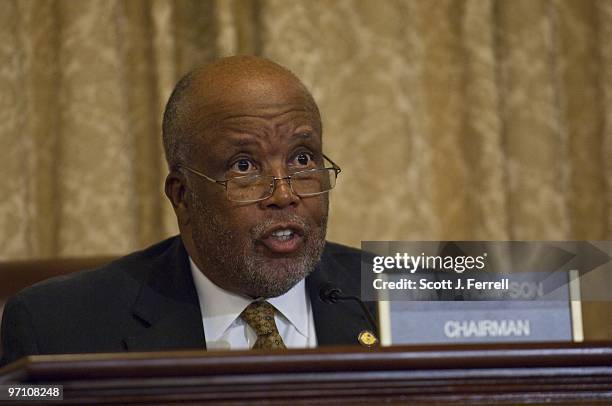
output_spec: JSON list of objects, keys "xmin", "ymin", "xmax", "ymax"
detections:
[{"xmin": 318, "ymin": 282, "xmax": 342, "ymax": 304}]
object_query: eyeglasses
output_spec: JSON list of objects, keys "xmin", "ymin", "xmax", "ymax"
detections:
[{"xmin": 177, "ymin": 154, "xmax": 341, "ymax": 203}]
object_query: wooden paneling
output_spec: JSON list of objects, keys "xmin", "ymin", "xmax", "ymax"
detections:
[{"xmin": 1, "ymin": 342, "xmax": 611, "ymax": 404}]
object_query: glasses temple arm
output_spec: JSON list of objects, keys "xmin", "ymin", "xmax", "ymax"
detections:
[{"xmin": 322, "ymin": 153, "xmax": 341, "ymax": 173}]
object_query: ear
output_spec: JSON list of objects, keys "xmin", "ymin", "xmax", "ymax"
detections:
[{"xmin": 165, "ymin": 171, "xmax": 191, "ymax": 226}]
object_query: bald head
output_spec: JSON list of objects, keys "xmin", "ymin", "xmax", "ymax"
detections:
[{"xmin": 162, "ymin": 56, "xmax": 320, "ymax": 169}]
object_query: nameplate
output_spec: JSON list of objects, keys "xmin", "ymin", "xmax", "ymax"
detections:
[{"xmin": 362, "ymin": 241, "xmax": 612, "ymax": 345}]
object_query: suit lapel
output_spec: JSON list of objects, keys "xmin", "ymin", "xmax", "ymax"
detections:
[
  {"xmin": 307, "ymin": 244, "xmax": 373, "ymax": 346},
  {"xmin": 123, "ymin": 237, "xmax": 206, "ymax": 351},
  {"xmin": 123, "ymin": 238, "xmax": 373, "ymax": 350}
]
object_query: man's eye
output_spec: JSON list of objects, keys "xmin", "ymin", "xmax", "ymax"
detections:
[
  {"xmin": 231, "ymin": 159, "xmax": 255, "ymax": 173},
  {"xmin": 294, "ymin": 152, "xmax": 313, "ymax": 167}
]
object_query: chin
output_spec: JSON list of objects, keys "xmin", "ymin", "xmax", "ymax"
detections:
[{"xmin": 241, "ymin": 256, "xmax": 313, "ymax": 298}]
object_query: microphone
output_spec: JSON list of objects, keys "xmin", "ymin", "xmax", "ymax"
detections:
[
  {"xmin": 318, "ymin": 282, "xmax": 379, "ymax": 337},
  {"xmin": 318, "ymin": 283, "xmax": 343, "ymax": 304}
]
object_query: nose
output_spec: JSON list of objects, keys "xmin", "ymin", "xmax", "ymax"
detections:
[{"xmin": 261, "ymin": 174, "xmax": 300, "ymax": 210}]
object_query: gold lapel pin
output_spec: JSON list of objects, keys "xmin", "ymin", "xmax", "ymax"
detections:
[{"xmin": 358, "ymin": 330, "xmax": 379, "ymax": 347}]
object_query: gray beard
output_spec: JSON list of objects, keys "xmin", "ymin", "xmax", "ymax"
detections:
[{"xmin": 190, "ymin": 195, "xmax": 327, "ymax": 298}]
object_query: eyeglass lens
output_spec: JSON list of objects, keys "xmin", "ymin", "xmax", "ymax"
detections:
[{"xmin": 227, "ymin": 168, "xmax": 336, "ymax": 202}]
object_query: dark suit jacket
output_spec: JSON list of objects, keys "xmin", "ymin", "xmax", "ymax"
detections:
[{"xmin": 0, "ymin": 236, "xmax": 376, "ymax": 367}]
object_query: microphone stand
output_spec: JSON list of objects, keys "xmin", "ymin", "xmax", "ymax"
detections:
[{"xmin": 319, "ymin": 284, "xmax": 379, "ymax": 337}]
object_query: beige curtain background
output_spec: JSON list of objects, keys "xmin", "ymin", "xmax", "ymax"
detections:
[{"xmin": 2, "ymin": 0, "xmax": 610, "ymax": 258}]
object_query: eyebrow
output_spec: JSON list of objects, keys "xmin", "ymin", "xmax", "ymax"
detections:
[
  {"xmin": 293, "ymin": 132, "xmax": 313, "ymax": 141},
  {"xmin": 230, "ymin": 136, "xmax": 259, "ymax": 147}
]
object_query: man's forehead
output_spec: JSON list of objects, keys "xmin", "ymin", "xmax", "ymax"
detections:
[
  {"xmin": 189, "ymin": 76, "xmax": 320, "ymax": 131},
  {"xmin": 174, "ymin": 57, "xmax": 322, "ymax": 157},
  {"xmin": 200, "ymin": 114, "xmax": 322, "ymax": 154},
  {"xmin": 186, "ymin": 96, "xmax": 321, "ymax": 141},
  {"xmin": 221, "ymin": 130, "xmax": 318, "ymax": 145}
]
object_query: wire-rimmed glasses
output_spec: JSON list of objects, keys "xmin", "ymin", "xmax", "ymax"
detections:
[{"xmin": 177, "ymin": 154, "xmax": 341, "ymax": 203}]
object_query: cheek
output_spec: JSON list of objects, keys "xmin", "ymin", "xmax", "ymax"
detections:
[
  {"xmin": 303, "ymin": 195, "xmax": 329, "ymax": 225},
  {"xmin": 190, "ymin": 182, "xmax": 233, "ymax": 214},
  {"xmin": 216, "ymin": 206, "xmax": 258, "ymax": 236},
  {"xmin": 189, "ymin": 189, "xmax": 235, "ymax": 231}
]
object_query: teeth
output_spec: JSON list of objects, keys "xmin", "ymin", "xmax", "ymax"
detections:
[{"xmin": 271, "ymin": 229, "xmax": 294, "ymax": 240}]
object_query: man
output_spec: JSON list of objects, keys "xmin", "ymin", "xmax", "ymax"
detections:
[{"xmin": 0, "ymin": 56, "xmax": 376, "ymax": 367}]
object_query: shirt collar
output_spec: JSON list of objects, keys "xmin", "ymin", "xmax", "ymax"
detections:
[
  {"xmin": 189, "ymin": 257, "xmax": 310, "ymax": 341},
  {"xmin": 268, "ymin": 279, "xmax": 309, "ymax": 337}
]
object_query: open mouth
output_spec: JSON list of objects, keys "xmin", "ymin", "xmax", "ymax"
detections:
[
  {"xmin": 258, "ymin": 224, "xmax": 305, "ymax": 255},
  {"xmin": 271, "ymin": 229, "xmax": 295, "ymax": 241}
]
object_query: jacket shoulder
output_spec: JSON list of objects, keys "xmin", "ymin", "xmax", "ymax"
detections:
[
  {"xmin": 0, "ymin": 236, "xmax": 183, "ymax": 364},
  {"xmin": 322, "ymin": 241, "xmax": 372, "ymax": 271},
  {"xmin": 324, "ymin": 241, "xmax": 362, "ymax": 256}
]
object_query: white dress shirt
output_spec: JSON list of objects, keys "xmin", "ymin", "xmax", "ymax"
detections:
[{"xmin": 189, "ymin": 257, "xmax": 317, "ymax": 350}]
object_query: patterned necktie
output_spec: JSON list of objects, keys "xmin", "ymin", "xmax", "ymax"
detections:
[{"xmin": 240, "ymin": 301, "xmax": 287, "ymax": 350}]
